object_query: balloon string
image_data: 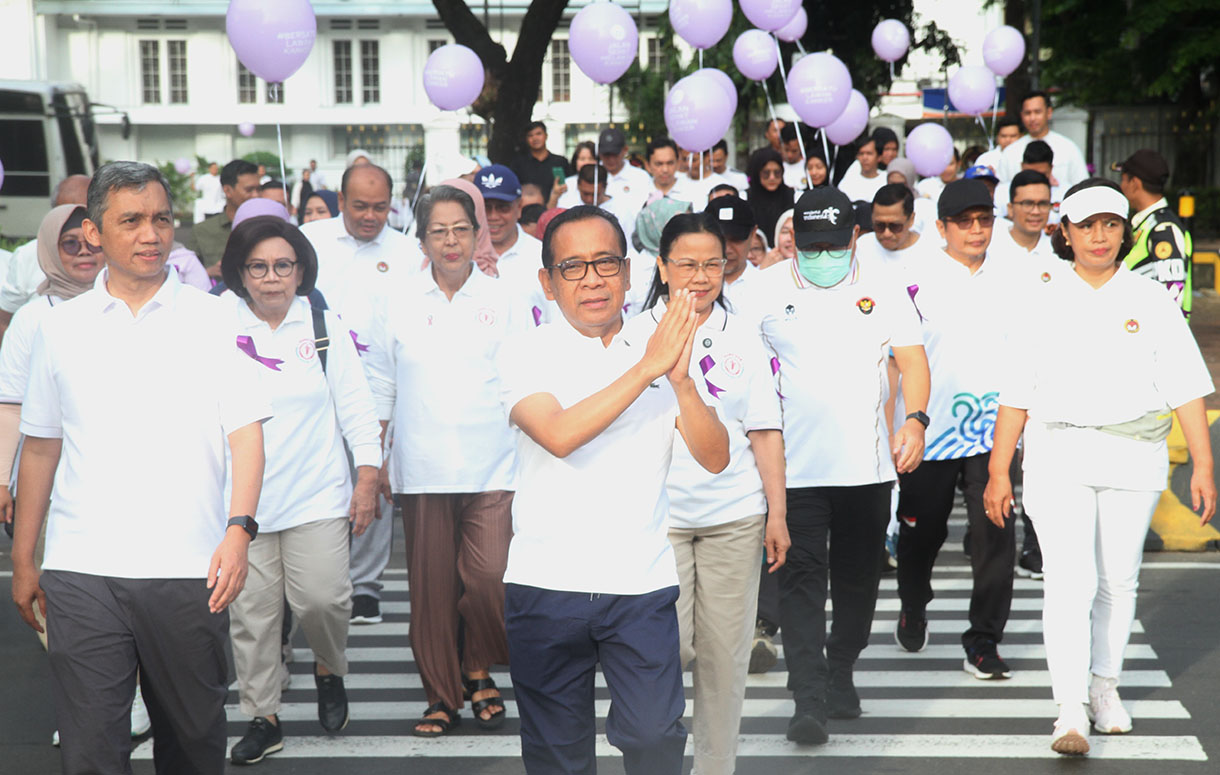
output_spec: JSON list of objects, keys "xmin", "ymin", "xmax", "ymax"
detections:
[
  {"xmin": 699, "ymin": 49, "xmax": 703, "ymax": 69},
  {"xmin": 594, "ymin": 134, "xmax": 600, "ymax": 206},
  {"xmin": 274, "ymin": 85, "xmax": 288, "ymax": 210},
  {"xmin": 796, "ymin": 41, "xmax": 807, "ymax": 56},
  {"xmin": 890, "ymin": 61, "xmax": 895, "ymax": 82},
  {"xmin": 821, "ymin": 132, "xmax": 832, "ymax": 179},
  {"xmin": 987, "ymin": 83, "xmax": 1000, "ymax": 150},
  {"xmin": 976, "ymin": 114, "xmax": 989, "ymax": 149},
  {"xmin": 771, "ymin": 35, "xmax": 811, "ymax": 190},
  {"xmin": 405, "ymin": 162, "xmax": 427, "ymax": 233}
]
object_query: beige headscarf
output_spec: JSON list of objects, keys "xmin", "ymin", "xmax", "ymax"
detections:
[{"xmin": 36, "ymin": 205, "xmax": 95, "ymax": 300}]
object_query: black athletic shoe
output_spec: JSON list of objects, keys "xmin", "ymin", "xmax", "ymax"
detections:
[
  {"xmin": 230, "ymin": 717, "xmax": 284, "ymax": 765},
  {"xmin": 1017, "ymin": 550, "xmax": 1044, "ymax": 580},
  {"xmin": 963, "ymin": 640, "xmax": 1013, "ymax": 680},
  {"xmin": 315, "ymin": 669, "xmax": 350, "ymax": 732},
  {"xmin": 350, "ymin": 594, "xmax": 382, "ymax": 624},
  {"xmin": 895, "ymin": 609, "xmax": 929, "ymax": 653},
  {"xmin": 787, "ymin": 703, "xmax": 829, "ymax": 745},
  {"xmin": 826, "ymin": 667, "xmax": 861, "ymax": 719}
]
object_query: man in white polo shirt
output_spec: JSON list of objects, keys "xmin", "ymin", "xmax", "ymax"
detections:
[
  {"xmin": 855, "ymin": 183, "xmax": 941, "ymax": 278},
  {"xmin": 10, "ymin": 162, "xmax": 271, "ymax": 775},
  {"xmin": 742, "ymin": 186, "xmax": 930, "ymax": 745},
  {"xmin": 475, "ymin": 161, "xmax": 548, "ymax": 321},
  {"xmin": 998, "ymin": 91, "xmax": 1087, "ymax": 190},
  {"xmin": 497, "ymin": 205, "xmax": 729, "ymax": 774},
  {"xmin": 991, "ymin": 170, "xmax": 1056, "ymax": 264}
]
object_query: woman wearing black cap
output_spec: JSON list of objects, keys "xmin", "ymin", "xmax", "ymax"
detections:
[
  {"xmin": 746, "ymin": 148, "xmax": 794, "ymax": 250},
  {"xmin": 984, "ymin": 178, "xmax": 1215, "ymax": 756}
]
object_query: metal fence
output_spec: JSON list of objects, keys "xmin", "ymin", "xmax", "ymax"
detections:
[{"xmin": 1091, "ymin": 106, "xmax": 1219, "ymax": 188}]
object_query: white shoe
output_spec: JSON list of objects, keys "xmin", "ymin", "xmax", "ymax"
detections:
[
  {"xmin": 131, "ymin": 685, "xmax": 152, "ymax": 737},
  {"xmin": 1051, "ymin": 703, "xmax": 1090, "ymax": 755},
  {"xmin": 1089, "ymin": 674, "xmax": 1133, "ymax": 734}
]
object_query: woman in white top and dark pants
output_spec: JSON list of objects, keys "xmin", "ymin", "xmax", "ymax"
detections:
[
  {"xmin": 985, "ymin": 179, "xmax": 1215, "ymax": 756},
  {"xmin": 220, "ymin": 216, "xmax": 383, "ymax": 764}
]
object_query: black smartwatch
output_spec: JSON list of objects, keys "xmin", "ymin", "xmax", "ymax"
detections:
[
  {"xmin": 227, "ymin": 515, "xmax": 259, "ymax": 541},
  {"xmin": 906, "ymin": 410, "xmax": 930, "ymax": 429}
]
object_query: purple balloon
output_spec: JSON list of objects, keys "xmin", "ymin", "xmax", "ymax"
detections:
[
  {"xmin": 423, "ymin": 44, "xmax": 485, "ymax": 111},
  {"xmin": 664, "ymin": 73, "xmax": 733, "ymax": 153},
  {"xmin": 669, "ymin": 0, "xmax": 733, "ymax": 50},
  {"xmin": 775, "ymin": 7, "xmax": 808, "ymax": 43},
  {"xmin": 693, "ymin": 67, "xmax": 738, "ymax": 114},
  {"xmin": 983, "ymin": 25, "xmax": 1027, "ymax": 77},
  {"xmin": 871, "ymin": 19, "xmax": 910, "ymax": 63},
  {"xmin": 569, "ymin": 3, "xmax": 639, "ymax": 85},
  {"xmin": 948, "ymin": 66, "xmax": 997, "ymax": 116},
  {"xmin": 732, "ymin": 29, "xmax": 778, "ymax": 82},
  {"xmin": 786, "ymin": 52, "xmax": 852, "ymax": 128},
  {"xmin": 741, "ymin": 0, "xmax": 802, "ymax": 33},
  {"xmin": 226, "ymin": 0, "xmax": 317, "ymax": 84},
  {"xmin": 238, "ymin": 122, "xmax": 256, "ymax": 137},
  {"xmin": 174, "ymin": 157, "xmax": 193, "ymax": 176},
  {"xmin": 232, "ymin": 197, "xmax": 292, "ymax": 228},
  {"xmin": 906, "ymin": 123, "xmax": 956, "ymax": 177},
  {"xmin": 824, "ymin": 90, "xmax": 870, "ymax": 146},
  {"xmin": 0, "ymin": 159, "xmax": 6, "ymax": 192}
]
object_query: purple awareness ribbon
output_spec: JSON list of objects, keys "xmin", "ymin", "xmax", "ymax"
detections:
[
  {"xmin": 907, "ymin": 284, "xmax": 924, "ymax": 322},
  {"xmin": 532, "ymin": 305, "xmax": 543, "ymax": 327},
  {"xmin": 236, "ymin": 335, "xmax": 283, "ymax": 371},
  {"xmin": 699, "ymin": 355, "xmax": 725, "ymax": 399},
  {"xmin": 770, "ymin": 356, "xmax": 785, "ymax": 400},
  {"xmin": 349, "ymin": 329, "xmax": 370, "ymax": 355}
]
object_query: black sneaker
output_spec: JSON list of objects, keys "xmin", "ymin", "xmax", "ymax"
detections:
[
  {"xmin": 826, "ymin": 667, "xmax": 861, "ymax": 719},
  {"xmin": 350, "ymin": 594, "xmax": 382, "ymax": 624},
  {"xmin": 895, "ymin": 609, "xmax": 929, "ymax": 653},
  {"xmin": 748, "ymin": 623, "xmax": 778, "ymax": 674},
  {"xmin": 963, "ymin": 640, "xmax": 1012, "ymax": 680},
  {"xmin": 315, "ymin": 668, "xmax": 350, "ymax": 732},
  {"xmin": 1017, "ymin": 550, "xmax": 1044, "ymax": 580},
  {"xmin": 230, "ymin": 717, "xmax": 284, "ymax": 765},
  {"xmin": 786, "ymin": 702, "xmax": 829, "ymax": 745}
]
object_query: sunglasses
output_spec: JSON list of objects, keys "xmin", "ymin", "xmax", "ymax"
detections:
[
  {"xmin": 759, "ymin": 168, "xmax": 783, "ymax": 179},
  {"xmin": 873, "ymin": 221, "xmax": 908, "ymax": 235},
  {"xmin": 59, "ymin": 238, "xmax": 102, "ymax": 255}
]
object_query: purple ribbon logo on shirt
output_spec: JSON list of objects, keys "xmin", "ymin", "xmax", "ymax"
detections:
[
  {"xmin": 770, "ymin": 356, "xmax": 785, "ymax": 400},
  {"xmin": 907, "ymin": 284, "xmax": 924, "ymax": 322},
  {"xmin": 699, "ymin": 355, "xmax": 724, "ymax": 399},
  {"xmin": 532, "ymin": 306, "xmax": 543, "ymax": 327},
  {"xmin": 349, "ymin": 329, "xmax": 370, "ymax": 356},
  {"xmin": 236, "ymin": 335, "xmax": 283, "ymax": 371}
]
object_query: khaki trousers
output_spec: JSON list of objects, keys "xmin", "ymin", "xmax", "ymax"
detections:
[
  {"xmin": 670, "ymin": 513, "xmax": 765, "ymax": 775},
  {"xmin": 230, "ymin": 517, "xmax": 352, "ymax": 718}
]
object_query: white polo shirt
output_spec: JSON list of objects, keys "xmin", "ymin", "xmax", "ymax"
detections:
[
  {"xmin": 987, "ymin": 223, "xmax": 1056, "ymax": 265},
  {"xmin": 742, "ymin": 259, "xmax": 923, "ymax": 487},
  {"xmin": 498, "ymin": 318, "xmax": 680, "ymax": 594},
  {"xmin": 1002, "ymin": 264, "xmax": 1213, "ymax": 491},
  {"xmin": 622, "ymin": 302, "xmax": 781, "ymax": 529},
  {"xmin": 494, "ymin": 226, "xmax": 559, "ymax": 328},
  {"xmin": 0, "ymin": 240, "xmax": 44, "ymax": 314},
  {"xmin": 998, "ymin": 130, "xmax": 1088, "ymax": 190},
  {"xmin": 227, "ymin": 295, "xmax": 381, "ymax": 532},
  {"xmin": 0, "ymin": 295, "xmax": 61, "ymax": 404},
  {"xmin": 21, "ymin": 269, "xmax": 272, "ymax": 579},
  {"xmin": 364, "ymin": 266, "xmax": 519, "ymax": 494},
  {"xmin": 606, "ymin": 163, "xmax": 652, "ymax": 209},
  {"xmin": 838, "ymin": 170, "xmax": 887, "ymax": 204},
  {"xmin": 854, "ymin": 232, "xmax": 941, "ymax": 281}
]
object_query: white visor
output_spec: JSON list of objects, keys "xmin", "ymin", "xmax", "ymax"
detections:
[{"xmin": 1060, "ymin": 186, "xmax": 1129, "ymax": 223}]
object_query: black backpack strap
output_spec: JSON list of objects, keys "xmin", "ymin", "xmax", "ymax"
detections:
[{"xmin": 311, "ymin": 307, "xmax": 329, "ymax": 375}]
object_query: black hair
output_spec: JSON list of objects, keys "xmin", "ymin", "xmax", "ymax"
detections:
[
  {"xmin": 221, "ymin": 159, "xmax": 259, "ymax": 188},
  {"xmin": 872, "ymin": 183, "xmax": 914, "ymax": 216},
  {"xmin": 260, "ymin": 180, "xmax": 285, "ymax": 192},
  {"xmin": 220, "ymin": 215, "xmax": 319, "ymax": 299},
  {"xmin": 872, "ymin": 127, "xmax": 899, "ymax": 150},
  {"xmin": 570, "ymin": 141, "xmax": 597, "ymax": 171},
  {"xmin": 340, "ymin": 163, "xmax": 393, "ymax": 197},
  {"xmin": 526, "ymin": 120, "xmax": 547, "ymax": 135},
  {"xmin": 1021, "ymin": 90, "xmax": 1052, "ymax": 111},
  {"xmin": 519, "ymin": 203, "xmax": 545, "ymax": 226},
  {"xmin": 708, "ymin": 183, "xmax": 739, "ymax": 199},
  {"xmin": 577, "ymin": 164, "xmax": 610, "ymax": 186},
  {"xmin": 713, "ymin": 139, "xmax": 728, "ymax": 154},
  {"xmin": 1023, "ymin": 140, "xmax": 1054, "ymax": 165},
  {"xmin": 853, "ymin": 201, "xmax": 874, "ymax": 233},
  {"xmin": 1050, "ymin": 177, "xmax": 1135, "ymax": 263},
  {"xmin": 996, "ymin": 116, "xmax": 1022, "ymax": 134},
  {"xmin": 415, "ymin": 185, "xmax": 479, "ymax": 235},
  {"xmin": 540, "ymin": 205, "xmax": 627, "ymax": 269},
  {"xmin": 1009, "ymin": 169, "xmax": 1051, "ymax": 203},
  {"xmin": 780, "ymin": 123, "xmax": 798, "ymax": 143},
  {"xmin": 857, "ymin": 137, "xmax": 878, "ymax": 154},
  {"xmin": 646, "ymin": 137, "xmax": 679, "ymax": 162},
  {"xmin": 643, "ymin": 212, "xmax": 729, "ymax": 312},
  {"xmin": 962, "ymin": 144, "xmax": 986, "ymax": 169}
]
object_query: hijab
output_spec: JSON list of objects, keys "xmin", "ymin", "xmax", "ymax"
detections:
[
  {"xmin": 772, "ymin": 209, "xmax": 795, "ymax": 259},
  {"xmin": 746, "ymin": 148, "xmax": 794, "ymax": 250},
  {"xmin": 437, "ymin": 177, "xmax": 500, "ymax": 277},
  {"xmin": 36, "ymin": 205, "xmax": 94, "ymax": 300},
  {"xmin": 307, "ymin": 189, "xmax": 340, "ymax": 218},
  {"xmin": 633, "ymin": 196, "xmax": 692, "ymax": 255},
  {"xmin": 884, "ymin": 158, "xmax": 919, "ymax": 197}
]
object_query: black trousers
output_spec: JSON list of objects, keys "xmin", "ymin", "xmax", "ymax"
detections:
[
  {"xmin": 756, "ymin": 550, "xmax": 780, "ymax": 634},
  {"xmin": 42, "ymin": 570, "xmax": 229, "ymax": 775},
  {"xmin": 896, "ymin": 453, "xmax": 1016, "ymax": 650},
  {"xmin": 778, "ymin": 483, "xmax": 891, "ymax": 712}
]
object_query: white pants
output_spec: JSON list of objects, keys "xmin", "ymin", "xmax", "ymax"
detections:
[{"xmin": 1024, "ymin": 478, "xmax": 1159, "ymax": 705}]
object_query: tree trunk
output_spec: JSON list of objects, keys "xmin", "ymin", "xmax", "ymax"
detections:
[{"xmin": 1003, "ymin": 0, "xmax": 1031, "ymax": 119}]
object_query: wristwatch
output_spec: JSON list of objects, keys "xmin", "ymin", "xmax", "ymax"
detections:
[
  {"xmin": 906, "ymin": 410, "xmax": 930, "ymax": 428},
  {"xmin": 227, "ymin": 515, "xmax": 259, "ymax": 541}
]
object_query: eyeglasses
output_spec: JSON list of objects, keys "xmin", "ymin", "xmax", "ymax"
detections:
[
  {"xmin": 1013, "ymin": 200, "xmax": 1053, "ymax": 211},
  {"xmin": 58, "ymin": 237, "xmax": 102, "ymax": 255},
  {"xmin": 665, "ymin": 258, "xmax": 728, "ymax": 277},
  {"xmin": 873, "ymin": 221, "xmax": 908, "ymax": 235},
  {"xmin": 759, "ymin": 168, "xmax": 783, "ymax": 179},
  {"xmin": 244, "ymin": 259, "xmax": 299, "ymax": 278},
  {"xmin": 425, "ymin": 223, "xmax": 475, "ymax": 243},
  {"xmin": 946, "ymin": 213, "xmax": 996, "ymax": 229},
  {"xmin": 550, "ymin": 256, "xmax": 624, "ymax": 281}
]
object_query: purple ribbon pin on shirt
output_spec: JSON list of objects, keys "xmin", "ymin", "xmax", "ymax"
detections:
[
  {"xmin": 236, "ymin": 335, "xmax": 283, "ymax": 371},
  {"xmin": 907, "ymin": 284, "xmax": 924, "ymax": 322},
  {"xmin": 770, "ymin": 356, "xmax": 785, "ymax": 400},
  {"xmin": 532, "ymin": 306, "xmax": 543, "ymax": 327},
  {"xmin": 699, "ymin": 355, "xmax": 725, "ymax": 399},
  {"xmin": 349, "ymin": 330, "xmax": 370, "ymax": 355}
]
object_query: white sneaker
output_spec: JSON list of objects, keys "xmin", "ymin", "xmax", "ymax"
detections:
[
  {"xmin": 131, "ymin": 685, "xmax": 152, "ymax": 737},
  {"xmin": 1089, "ymin": 674, "xmax": 1133, "ymax": 734},
  {"xmin": 1051, "ymin": 703, "xmax": 1090, "ymax": 755}
]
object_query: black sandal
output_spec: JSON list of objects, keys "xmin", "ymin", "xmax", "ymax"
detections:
[
  {"xmin": 412, "ymin": 702, "xmax": 460, "ymax": 738},
  {"xmin": 463, "ymin": 675, "xmax": 507, "ymax": 730}
]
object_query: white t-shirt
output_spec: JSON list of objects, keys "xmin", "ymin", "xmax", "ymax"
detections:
[
  {"xmin": 0, "ymin": 240, "xmax": 44, "ymax": 315},
  {"xmin": 364, "ymin": 266, "xmax": 519, "ymax": 494},
  {"xmin": 498, "ymin": 319, "xmax": 680, "ymax": 594},
  {"xmin": 670, "ymin": 172, "xmax": 729, "ymax": 211},
  {"xmin": 21, "ymin": 270, "xmax": 272, "ymax": 578},
  {"xmin": 916, "ymin": 177, "xmax": 949, "ymax": 203},
  {"xmin": 998, "ymin": 130, "xmax": 1088, "ymax": 190},
  {"xmin": 622, "ymin": 249, "xmax": 660, "ymax": 320},
  {"xmin": 494, "ymin": 226, "xmax": 559, "ymax": 328},
  {"xmin": 853, "ymin": 232, "xmax": 941, "ymax": 281},
  {"xmin": 783, "ymin": 160, "xmax": 807, "ymax": 190},
  {"xmin": 197, "ymin": 172, "xmax": 224, "ymax": 214},
  {"xmin": 987, "ymin": 223, "xmax": 1056, "ymax": 265},
  {"xmin": 718, "ymin": 168, "xmax": 749, "ymax": 193},
  {"xmin": 623, "ymin": 302, "xmax": 781, "ymax": 529},
  {"xmin": 838, "ymin": 169, "xmax": 887, "ymax": 204},
  {"xmin": 741, "ymin": 259, "xmax": 923, "ymax": 487},
  {"xmin": 0, "ymin": 294, "xmax": 61, "ymax": 404}
]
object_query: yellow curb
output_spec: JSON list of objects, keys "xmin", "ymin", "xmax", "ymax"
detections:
[{"xmin": 1153, "ymin": 410, "xmax": 1220, "ymax": 551}]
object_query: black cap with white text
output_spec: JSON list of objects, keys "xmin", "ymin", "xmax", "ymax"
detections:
[{"xmin": 793, "ymin": 187, "xmax": 855, "ymax": 249}]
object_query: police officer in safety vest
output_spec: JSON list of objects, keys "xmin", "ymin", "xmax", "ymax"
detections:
[{"xmin": 1115, "ymin": 149, "xmax": 1193, "ymax": 317}]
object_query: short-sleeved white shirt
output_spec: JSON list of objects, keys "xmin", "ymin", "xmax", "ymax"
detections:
[
  {"xmin": 987, "ymin": 222, "xmax": 1056, "ymax": 264},
  {"xmin": 0, "ymin": 294, "xmax": 60, "ymax": 404},
  {"xmin": 0, "ymin": 240, "xmax": 45, "ymax": 315},
  {"xmin": 854, "ymin": 232, "xmax": 942, "ymax": 281},
  {"xmin": 743, "ymin": 259, "xmax": 923, "ymax": 487},
  {"xmin": 495, "ymin": 226, "xmax": 559, "ymax": 327},
  {"xmin": 364, "ymin": 266, "xmax": 519, "ymax": 494},
  {"xmin": 226, "ymin": 295, "xmax": 382, "ymax": 532},
  {"xmin": 21, "ymin": 269, "xmax": 273, "ymax": 578},
  {"xmin": 622, "ymin": 303, "xmax": 781, "ymax": 529},
  {"xmin": 498, "ymin": 319, "xmax": 680, "ymax": 594},
  {"xmin": 998, "ymin": 130, "xmax": 1088, "ymax": 190}
]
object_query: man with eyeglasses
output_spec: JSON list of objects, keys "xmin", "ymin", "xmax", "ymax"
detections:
[
  {"xmin": 990, "ymin": 170, "xmax": 1056, "ymax": 264},
  {"xmin": 496, "ymin": 205, "xmax": 729, "ymax": 774},
  {"xmin": 855, "ymin": 184, "xmax": 939, "ymax": 278},
  {"xmin": 892, "ymin": 179, "xmax": 1019, "ymax": 683}
]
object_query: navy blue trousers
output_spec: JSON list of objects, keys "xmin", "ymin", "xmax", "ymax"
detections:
[{"xmin": 505, "ymin": 583, "xmax": 687, "ymax": 775}]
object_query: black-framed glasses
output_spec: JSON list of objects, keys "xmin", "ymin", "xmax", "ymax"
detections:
[
  {"xmin": 550, "ymin": 256, "xmax": 624, "ymax": 281},
  {"xmin": 873, "ymin": 221, "xmax": 908, "ymax": 235},
  {"xmin": 1013, "ymin": 200, "xmax": 1052, "ymax": 211},
  {"xmin": 665, "ymin": 257, "xmax": 728, "ymax": 277},
  {"xmin": 946, "ymin": 213, "xmax": 996, "ymax": 229},
  {"xmin": 244, "ymin": 259, "xmax": 299, "ymax": 278},
  {"xmin": 59, "ymin": 237, "xmax": 102, "ymax": 255}
]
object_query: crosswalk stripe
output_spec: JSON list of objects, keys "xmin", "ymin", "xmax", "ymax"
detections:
[{"xmin": 377, "ymin": 578, "xmax": 1055, "ymax": 593}]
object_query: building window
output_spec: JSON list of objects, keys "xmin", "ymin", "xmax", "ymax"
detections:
[
  {"xmin": 266, "ymin": 81, "xmax": 284, "ymax": 104},
  {"xmin": 140, "ymin": 40, "xmax": 161, "ymax": 104},
  {"xmin": 333, "ymin": 40, "xmax": 353, "ymax": 104},
  {"xmin": 361, "ymin": 40, "xmax": 380, "ymax": 104},
  {"xmin": 237, "ymin": 61, "xmax": 257, "ymax": 104},
  {"xmin": 428, "ymin": 39, "xmax": 447, "ymax": 54},
  {"xmin": 647, "ymin": 38, "xmax": 664, "ymax": 71},
  {"xmin": 167, "ymin": 40, "xmax": 188, "ymax": 103},
  {"xmin": 551, "ymin": 40, "xmax": 570, "ymax": 103}
]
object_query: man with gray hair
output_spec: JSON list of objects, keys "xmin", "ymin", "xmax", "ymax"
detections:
[{"xmin": 10, "ymin": 161, "xmax": 271, "ymax": 775}]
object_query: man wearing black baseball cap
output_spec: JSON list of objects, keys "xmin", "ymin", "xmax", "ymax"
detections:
[
  {"xmin": 598, "ymin": 127, "xmax": 651, "ymax": 207},
  {"xmin": 702, "ymin": 194, "xmax": 757, "ymax": 293},
  {"xmin": 742, "ymin": 185, "xmax": 930, "ymax": 743},
  {"xmin": 1114, "ymin": 149, "xmax": 1192, "ymax": 317}
]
